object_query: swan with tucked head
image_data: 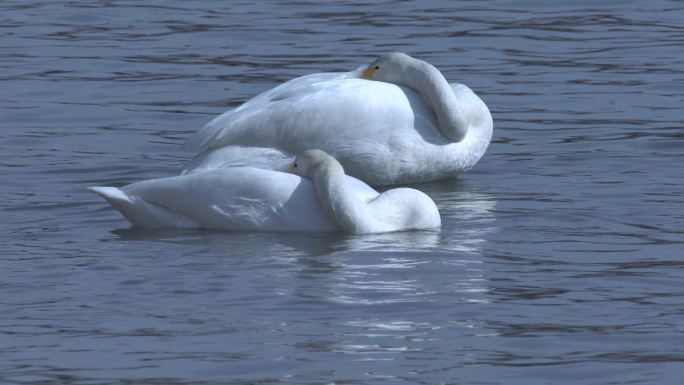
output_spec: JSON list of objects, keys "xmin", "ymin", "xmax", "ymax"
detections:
[
  {"xmin": 291, "ymin": 149, "xmax": 441, "ymax": 234},
  {"xmin": 88, "ymin": 150, "xmax": 440, "ymax": 234},
  {"xmin": 182, "ymin": 52, "xmax": 493, "ymax": 186},
  {"xmin": 361, "ymin": 52, "xmax": 469, "ymax": 142}
]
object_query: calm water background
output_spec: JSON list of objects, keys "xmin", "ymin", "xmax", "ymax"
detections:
[{"xmin": 2, "ymin": 1, "xmax": 683, "ymax": 384}]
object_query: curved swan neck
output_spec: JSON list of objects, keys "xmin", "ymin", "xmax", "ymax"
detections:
[
  {"xmin": 405, "ymin": 59, "xmax": 468, "ymax": 142},
  {"xmin": 312, "ymin": 160, "xmax": 370, "ymax": 234}
]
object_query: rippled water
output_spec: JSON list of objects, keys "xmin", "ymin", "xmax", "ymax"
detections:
[{"xmin": 2, "ymin": 1, "xmax": 684, "ymax": 384}]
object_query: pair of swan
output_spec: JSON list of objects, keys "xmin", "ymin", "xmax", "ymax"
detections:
[{"xmin": 90, "ymin": 53, "xmax": 493, "ymax": 234}]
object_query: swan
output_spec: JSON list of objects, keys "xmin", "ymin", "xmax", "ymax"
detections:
[
  {"xmin": 182, "ymin": 52, "xmax": 493, "ymax": 186},
  {"xmin": 88, "ymin": 150, "xmax": 440, "ymax": 234}
]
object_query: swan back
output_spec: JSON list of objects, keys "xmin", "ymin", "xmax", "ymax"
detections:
[{"xmin": 367, "ymin": 188, "xmax": 441, "ymax": 232}]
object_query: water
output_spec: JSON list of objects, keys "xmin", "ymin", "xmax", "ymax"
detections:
[{"xmin": 2, "ymin": 0, "xmax": 683, "ymax": 384}]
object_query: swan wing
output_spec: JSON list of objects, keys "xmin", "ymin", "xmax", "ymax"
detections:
[
  {"xmin": 182, "ymin": 72, "xmax": 438, "ymax": 155},
  {"xmin": 122, "ymin": 168, "xmax": 335, "ymax": 231},
  {"xmin": 90, "ymin": 167, "xmax": 380, "ymax": 231},
  {"xmin": 183, "ymin": 72, "xmax": 365, "ymax": 151}
]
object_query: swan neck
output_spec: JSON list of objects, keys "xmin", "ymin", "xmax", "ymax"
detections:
[
  {"xmin": 409, "ymin": 60, "xmax": 468, "ymax": 142},
  {"xmin": 313, "ymin": 161, "xmax": 369, "ymax": 234}
]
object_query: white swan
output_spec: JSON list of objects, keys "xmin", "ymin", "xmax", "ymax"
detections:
[
  {"xmin": 88, "ymin": 150, "xmax": 440, "ymax": 234},
  {"xmin": 182, "ymin": 52, "xmax": 493, "ymax": 186}
]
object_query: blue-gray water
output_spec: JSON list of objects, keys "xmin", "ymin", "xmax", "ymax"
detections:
[{"xmin": 2, "ymin": 1, "xmax": 683, "ymax": 384}]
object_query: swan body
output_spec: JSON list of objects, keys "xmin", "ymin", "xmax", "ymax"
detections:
[
  {"xmin": 183, "ymin": 53, "xmax": 493, "ymax": 186},
  {"xmin": 89, "ymin": 151, "xmax": 440, "ymax": 234}
]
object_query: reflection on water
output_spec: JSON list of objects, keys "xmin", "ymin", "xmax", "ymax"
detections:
[
  {"xmin": 2, "ymin": 0, "xmax": 684, "ymax": 384},
  {"xmin": 304, "ymin": 250, "xmax": 488, "ymax": 306}
]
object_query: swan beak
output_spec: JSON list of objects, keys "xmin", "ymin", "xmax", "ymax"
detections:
[{"xmin": 360, "ymin": 66, "xmax": 374, "ymax": 79}]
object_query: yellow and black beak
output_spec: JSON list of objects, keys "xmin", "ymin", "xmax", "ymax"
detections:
[{"xmin": 360, "ymin": 66, "xmax": 375, "ymax": 79}]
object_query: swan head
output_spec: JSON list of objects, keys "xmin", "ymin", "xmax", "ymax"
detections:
[
  {"xmin": 291, "ymin": 149, "xmax": 341, "ymax": 178},
  {"xmin": 360, "ymin": 52, "xmax": 416, "ymax": 84}
]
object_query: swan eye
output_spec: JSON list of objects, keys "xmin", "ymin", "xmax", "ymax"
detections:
[{"xmin": 374, "ymin": 65, "xmax": 380, "ymax": 70}]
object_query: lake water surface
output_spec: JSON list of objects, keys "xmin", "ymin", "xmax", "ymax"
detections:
[{"xmin": 2, "ymin": 1, "xmax": 684, "ymax": 384}]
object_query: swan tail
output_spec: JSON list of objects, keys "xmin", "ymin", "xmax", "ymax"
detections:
[{"xmin": 87, "ymin": 187, "xmax": 196, "ymax": 228}]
